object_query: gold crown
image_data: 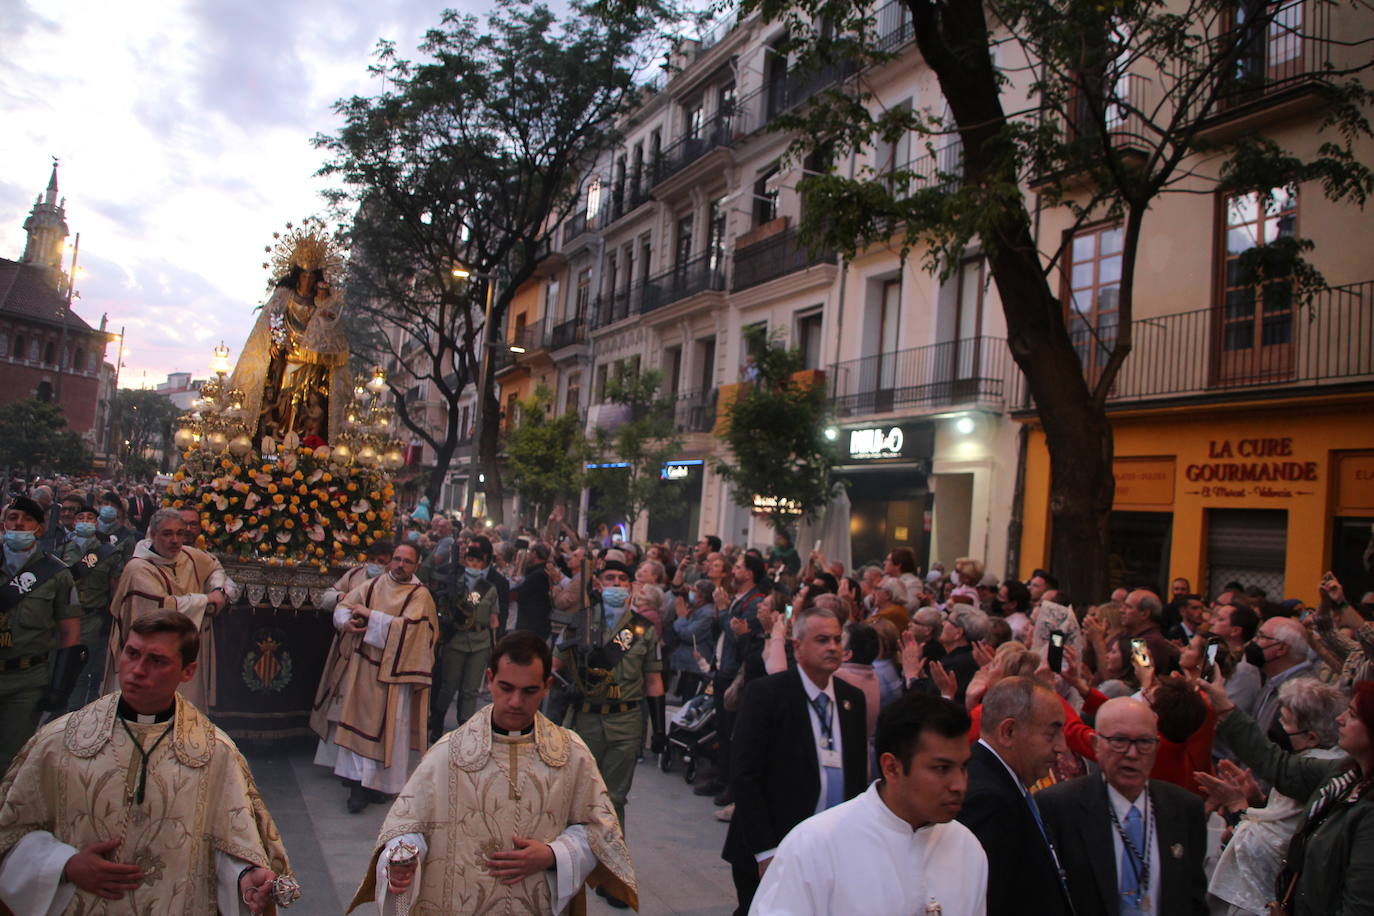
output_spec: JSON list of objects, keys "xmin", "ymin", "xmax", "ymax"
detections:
[{"xmin": 262, "ymin": 217, "xmax": 347, "ymax": 285}]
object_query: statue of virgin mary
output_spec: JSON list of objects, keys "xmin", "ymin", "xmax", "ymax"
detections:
[{"xmin": 230, "ymin": 221, "xmax": 352, "ymax": 445}]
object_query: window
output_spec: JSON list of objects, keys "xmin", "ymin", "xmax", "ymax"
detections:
[
  {"xmin": 35, "ymin": 380, "xmax": 52, "ymax": 402},
  {"xmin": 595, "ymin": 363, "xmax": 610, "ymax": 402},
  {"xmin": 952, "ymin": 257, "xmax": 987, "ymax": 384},
  {"xmin": 639, "ymin": 238, "xmax": 653, "ymax": 284},
  {"xmin": 604, "ymin": 254, "xmax": 618, "ymax": 299},
  {"xmin": 545, "ymin": 277, "xmax": 561, "ymax": 322},
  {"xmin": 875, "ymin": 279, "xmax": 902, "ymax": 390},
  {"xmin": 797, "ymin": 311, "xmax": 824, "ymax": 371},
  {"xmin": 0, "ymin": 334, "xmax": 7, "ymax": 357},
  {"xmin": 1066, "ymin": 223, "xmax": 1123, "ymax": 371},
  {"xmin": 753, "ymin": 168, "xmax": 779, "ymax": 225},
  {"xmin": 707, "ymin": 197, "xmax": 727, "ymax": 273},
  {"xmin": 585, "ymin": 177, "xmax": 602, "ymax": 222},
  {"xmin": 564, "ymin": 373, "xmax": 581, "ymax": 415},
  {"xmin": 74, "ymin": 348, "xmax": 84, "ymax": 372},
  {"xmin": 696, "ymin": 336, "xmax": 716, "ymax": 392},
  {"xmin": 686, "ymin": 103, "xmax": 703, "ymax": 139},
  {"xmin": 43, "ymin": 342, "xmax": 55, "ymax": 364},
  {"xmin": 1218, "ymin": 186, "xmax": 1297, "ymax": 380},
  {"xmin": 718, "ymin": 82, "xmax": 737, "ymax": 127},
  {"xmin": 631, "ymin": 143, "xmax": 644, "ymax": 195},
  {"xmin": 575, "ymin": 268, "xmax": 592, "ymax": 320},
  {"xmin": 664, "ymin": 345, "xmax": 683, "ymax": 397},
  {"xmin": 873, "ymin": 99, "xmax": 912, "ymax": 192},
  {"xmin": 675, "ymin": 213, "xmax": 694, "ymax": 267}
]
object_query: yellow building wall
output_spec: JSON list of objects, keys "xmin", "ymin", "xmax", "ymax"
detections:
[{"xmin": 1018, "ymin": 398, "xmax": 1374, "ymax": 604}]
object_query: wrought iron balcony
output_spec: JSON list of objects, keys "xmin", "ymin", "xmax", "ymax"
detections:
[
  {"xmin": 642, "ymin": 254, "xmax": 726, "ymax": 314},
  {"xmin": 732, "ymin": 227, "xmax": 837, "ymax": 292},
  {"xmin": 1214, "ymin": 0, "xmax": 1333, "ymax": 113},
  {"xmin": 1012, "ymin": 279, "xmax": 1374, "ymax": 409},
  {"xmin": 547, "ymin": 317, "xmax": 587, "ymax": 350},
  {"xmin": 828, "ymin": 336, "xmax": 1011, "ymax": 417},
  {"xmin": 591, "ymin": 284, "xmax": 647, "ymax": 329},
  {"xmin": 672, "ymin": 388, "xmax": 718, "ymax": 433},
  {"xmin": 650, "ymin": 112, "xmax": 737, "ymax": 188}
]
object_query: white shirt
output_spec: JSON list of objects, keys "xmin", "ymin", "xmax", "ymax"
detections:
[
  {"xmin": 799, "ymin": 671, "xmax": 844, "ymax": 816},
  {"xmin": 750, "ymin": 781, "xmax": 988, "ymax": 916},
  {"xmin": 756, "ymin": 672, "xmax": 845, "ymax": 864},
  {"xmin": 1106, "ymin": 782, "xmax": 1162, "ymax": 916}
]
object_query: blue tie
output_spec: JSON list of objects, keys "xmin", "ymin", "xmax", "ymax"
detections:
[
  {"xmin": 812, "ymin": 692, "xmax": 845, "ymax": 809},
  {"xmin": 1119, "ymin": 805, "xmax": 1145, "ymax": 914}
]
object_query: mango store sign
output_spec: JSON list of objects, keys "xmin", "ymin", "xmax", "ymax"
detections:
[
  {"xmin": 1183, "ymin": 437, "xmax": 1318, "ymax": 499},
  {"xmin": 848, "ymin": 426, "xmax": 904, "ymax": 460}
]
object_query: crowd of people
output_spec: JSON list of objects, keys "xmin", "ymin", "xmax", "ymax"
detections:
[{"xmin": 0, "ymin": 471, "xmax": 1371, "ymax": 915}]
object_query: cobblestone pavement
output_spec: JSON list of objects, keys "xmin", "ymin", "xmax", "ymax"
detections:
[{"xmin": 244, "ymin": 736, "xmax": 736, "ymax": 915}]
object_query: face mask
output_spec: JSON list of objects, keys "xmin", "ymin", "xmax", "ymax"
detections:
[
  {"xmin": 1243, "ymin": 641, "xmax": 1267, "ymax": 668},
  {"xmin": 98, "ymin": 506, "xmax": 118, "ymax": 522},
  {"xmin": 602, "ymin": 586, "xmax": 628, "ymax": 611},
  {"xmin": 406, "ymin": 531, "xmax": 420, "ymax": 543},
  {"xmin": 365, "ymin": 563, "xmax": 384, "ymax": 577},
  {"xmin": 75, "ymin": 522, "xmax": 98, "ymax": 538},
  {"xmin": 4, "ymin": 530, "xmax": 36, "ymax": 551}
]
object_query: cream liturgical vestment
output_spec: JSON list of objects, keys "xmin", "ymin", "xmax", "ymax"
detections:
[
  {"xmin": 348, "ymin": 705, "xmax": 637, "ymax": 916},
  {"xmin": 311, "ymin": 573, "xmax": 438, "ymax": 793},
  {"xmin": 0, "ymin": 692, "xmax": 292, "ymax": 915},
  {"xmin": 750, "ymin": 782, "xmax": 988, "ymax": 916},
  {"xmin": 103, "ymin": 541, "xmax": 239, "ymax": 710}
]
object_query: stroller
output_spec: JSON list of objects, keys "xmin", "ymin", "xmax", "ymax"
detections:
[{"xmin": 661, "ymin": 693, "xmax": 718, "ymax": 784}]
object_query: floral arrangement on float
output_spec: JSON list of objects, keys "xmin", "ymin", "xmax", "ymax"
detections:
[{"xmin": 165, "ymin": 431, "xmax": 397, "ymax": 570}]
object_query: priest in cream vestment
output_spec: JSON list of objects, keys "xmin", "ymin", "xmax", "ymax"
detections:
[
  {"xmin": 349, "ymin": 631, "xmax": 636, "ymax": 915},
  {"xmin": 103, "ymin": 509, "xmax": 238, "ymax": 711},
  {"xmin": 312, "ymin": 543, "xmax": 438, "ymax": 805},
  {"xmin": 0, "ymin": 610, "xmax": 294, "ymax": 915}
]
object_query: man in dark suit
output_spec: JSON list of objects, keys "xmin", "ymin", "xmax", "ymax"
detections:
[
  {"xmin": 958, "ymin": 676, "xmax": 1073, "ymax": 916},
  {"xmin": 722, "ymin": 605, "xmax": 867, "ymax": 916},
  {"xmin": 1038, "ymin": 696, "xmax": 1208, "ymax": 916}
]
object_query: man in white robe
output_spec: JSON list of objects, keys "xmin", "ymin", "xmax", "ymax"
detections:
[
  {"xmin": 750, "ymin": 693, "xmax": 987, "ymax": 916},
  {"xmin": 311, "ymin": 542, "xmax": 438, "ymax": 813},
  {"xmin": 349, "ymin": 631, "xmax": 636, "ymax": 915},
  {"xmin": 318, "ymin": 542, "xmax": 391, "ymax": 613},
  {"xmin": 0, "ymin": 608, "xmax": 295, "ymax": 915},
  {"xmin": 104, "ymin": 508, "xmax": 239, "ymax": 711}
]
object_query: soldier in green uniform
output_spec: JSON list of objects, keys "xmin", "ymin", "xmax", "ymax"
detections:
[
  {"xmin": 558, "ymin": 560, "xmax": 667, "ymax": 865},
  {"xmin": 60, "ymin": 504, "xmax": 126, "ymax": 709},
  {"xmin": 0, "ymin": 495, "xmax": 81, "ymax": 773},
  {"xmin": 429, "ymin": 542, "xmax": 500, "ymax": 741},
  {"xmin": 95, "ymin": 490, "xmax": 139, "ymax": 563}
]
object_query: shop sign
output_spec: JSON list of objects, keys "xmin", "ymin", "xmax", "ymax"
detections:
[
  {"xmin": 751, "ymin": 494, "xmax": 803, "ymax": 516},
  {"xmin": 848, "ymin": 426, "xmax": 906, "ymax": 460},
  {"xmin": 1114, "ymin": 458, "xmax": 1174, "ymax": 507},
  {"xmin": 662, "ymin": 464, "xmax": 691, "ymax": 480},
  {"xmin": 1335, "ymin": 452, "xmax": 1374, "ymax": 514},
  {"xmin": 1182, "ymin": 437, "xmax": 1318, "ymax": 499}
]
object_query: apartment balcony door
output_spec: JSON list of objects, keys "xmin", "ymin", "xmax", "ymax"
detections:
[
  {"xmin": 948, "ymin": 256, "xmax": 987, "ymax": 400},
  {"xmin": 1215, "ymin": 188, "xmax": 1297, "ymax": 384}
]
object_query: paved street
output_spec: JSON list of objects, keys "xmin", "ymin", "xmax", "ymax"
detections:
[{"xmin": 244, "ymin": 735, "xmax": 736, "ymax": 915}]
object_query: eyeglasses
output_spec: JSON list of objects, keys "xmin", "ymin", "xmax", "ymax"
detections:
[{"xmin": 1098, "ymin": 735, "xmax": 1159, "ymax": 753}]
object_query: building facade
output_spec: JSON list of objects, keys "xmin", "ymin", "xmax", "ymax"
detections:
[{"xmin": 0, "ymin": 165, "xmax": 113, "ymax": 445}]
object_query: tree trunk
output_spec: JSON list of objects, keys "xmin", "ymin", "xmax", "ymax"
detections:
[{"xmin": 479, "ymin": 386, "xmax": 505, "ymax": 525}]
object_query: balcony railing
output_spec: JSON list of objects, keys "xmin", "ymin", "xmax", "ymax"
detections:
[
  {"xmin": 651, "ymin": 112, "xmax": 737, "ymax": 188},
  {"xmin": 828, "ymin": 336, "xmax": 1011, "ymax": 416},
  {"xmin": 874, "ymin": 0, "xmax": 915, "ymax": 52},
  {"xmin": 887, "ymin": 138, "xmax": 964, "ymax": 196},
  {"xmin": 672, "ymin": 388, "xmax": 718, "ymax": 433},
  {"xmin": 548, "ymin": 317, "xmax": 587, "ymax": 350},
  {"xmin": 643, "ymin": 254, "xmax": 727, "ymax": 313},
  {"xmin": 591, "ymin": 283, "xmax": 647, "ymax": 329},
  {"xmin": 1012, "ymin": 280, "xmax": 1374, "ymax": 409},
  {"xmin": 732, "ymin": 227, "xmax": 837, "ymax": 292},
  {"xmin": 1215, "ymin": 0, "xmax": 1332, "ymax": 112},
  {"xmin": 609, "ymin": 180, "xmax": 653, "ymax": 222}
]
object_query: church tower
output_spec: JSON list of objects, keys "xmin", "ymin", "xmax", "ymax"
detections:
[{"xmin": 20, "ymin": 161, "xmax": 70, "ymax": 293}]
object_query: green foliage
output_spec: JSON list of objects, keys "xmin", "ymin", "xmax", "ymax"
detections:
[
  {"xmin": 715, "ymin": 326, "xmax": 837, "ymax": 535},
  {"xmin": 0, "ymin": 399, "xmax": 92, "ymax": 477},
  {"xmin": 504, "ymin": 386, "xmax": 588, "ymax": 523},
  {"xmin": 591, "ymin": 368, "xmax": 683, "ymax": 534},
  {"xmin": 112, "ymin": 388, "xmax": 181, "ymax": 464},
  {"xmin": 315, "ymin": 0, "xmax": 668, "ymax": 505}
]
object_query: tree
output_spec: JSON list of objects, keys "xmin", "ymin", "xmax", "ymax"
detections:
[
  {"xmin": 111, "ymin": 389, "xmax": 181, "ymax": 470},
  {"xmin": 316, "ymin": 0, "xmax": 668, "ymax": 517},
  {"xmin": 0, "ymin": 399, "xmax": 93, "ymax": 477},
  {"xmin": 589, "ymin": 368, "xmax": 684, "ymax": 538},
  {"xmin": 739, "ymin": 0, "xmax": 1373, "ymax": 601},
  {"xmin": 504, "ymin": 385, "xmax": 589, "ymax": 526},
  {"xmin": 716, "ymin": 325, "xmax": 838, "ymax": 536}
]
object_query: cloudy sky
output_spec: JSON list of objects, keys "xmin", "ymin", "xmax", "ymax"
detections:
[{"xmin": 0, "ymin": 0, "xmax": 482, "ymax": 388}]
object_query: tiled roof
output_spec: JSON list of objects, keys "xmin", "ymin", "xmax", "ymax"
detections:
[{"xmin": 0, "ymin": 258, "xmax": 96, "ymax": 331}]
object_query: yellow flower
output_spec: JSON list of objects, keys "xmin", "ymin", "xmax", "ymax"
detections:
[
  {"xmin": 276, "ymin": 545, "xmax": 287, "ymax": 555},
  {"xmin": 297, "ymin": 485, "xmax": 308, "ymax": 495},
  {"xmin": 322, "ymin": 473, "xmax": 333, "ymax": 483},
  {"xmin": 272, "ymin": 493, "xmax": 284, "ymax": 504},
  {"xmin": 258, "ymin": 542, "xmax": 270, "ymax": 553},
  {"xmin": 284, "ymin": 519, "xmax": 295, "ymax": 529},
  {"xmin": 294, "ymin": 470, "xmax": 304, "ymax": 480}
]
